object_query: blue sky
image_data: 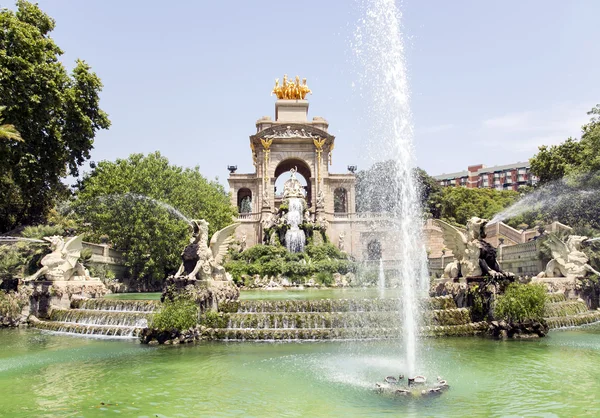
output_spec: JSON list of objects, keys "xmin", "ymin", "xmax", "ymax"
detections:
[{"xmin": 19, "ymin": 0, "xmax": 600, "ymax": 183}]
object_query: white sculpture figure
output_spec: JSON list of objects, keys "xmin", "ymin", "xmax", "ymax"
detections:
[
  {"xmin": 27, "ymin": 235, "xmax": 91, "ymax": 281},
  {"xmin": 316, "ymin": 190, "xmax": 325, "ymax": 207},
  {"xmin": 261, "ymin": 211, "xmax": 277, "ymax": 230},
  {"xmin": 240, "ymin": 233, "xmax": 247, "ymax": 252},
  {"xmin": 338, "ymin": 231, "xmax": 345, "ymax": 251},
  {"xmin": 304, "ymin": 209, "xmax": 313, "ymax": 224},
  {"xmin": 282, "ymin": 167, "xmax": 305, "ymax": 198},
  {"xmin": 436, "ymin": 217, "xmax": 511, "ymax": 279},
  {"xmin": 317, "ymin": 215, "xmax": 329, "ymax": 231},
  {"xmin": 174, "ymin": 220, "xmax": 239, "ymax": 281},
  {"xmin": 539, "ymin": 235, "xmax": 600, "ymax": 280}
]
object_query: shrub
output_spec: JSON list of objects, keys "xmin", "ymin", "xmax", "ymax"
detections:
[
  {"xmin": 494, "ymin": 283, "xmax": 547, "ymax": 322},
  {"xmin": 150, "ymin": 295, "xmax": 198, "ymax": 331},
  {"xmin": 315, "ymin": 271, "xmax": 333, "ymax": 286},
  {"xmin": 20, "ymin": 225, "xmax": 64, "ymax": 240},
  {"xmin": 198, "ymin": 311, "xmax": 229, "ymax": 328}
]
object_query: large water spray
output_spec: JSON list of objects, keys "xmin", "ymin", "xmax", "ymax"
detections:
[
  {"xmin": 490, "ymin": 178, "xmax": 600, "ymax": 224},
  {"xmin": 355, "ymin": 0, "xmax": 428, "ymax": 377}
]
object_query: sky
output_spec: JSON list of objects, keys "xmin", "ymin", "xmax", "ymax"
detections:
[{"xmin": 11, "ymin": 0, "xmax": 600, "ymax": 184}]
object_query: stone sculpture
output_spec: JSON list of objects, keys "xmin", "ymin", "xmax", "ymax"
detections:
[
  {"xmin": 538, "ymin": 234, "xmax": 600, "ymax": 280},
  {"xmin": 174, "ymin": 220, "xmax": 239, "ymax": 281},
  {"xmin": 27, "ymin": 235, "xmax": 92, "ymax": 281},
  {"xmin": 436, "ymin": 217, "xmax": 513, "ymax": 279},
  {"xmin": 338, "ymin": 231, "xmax": 345, "ymax": 251}
]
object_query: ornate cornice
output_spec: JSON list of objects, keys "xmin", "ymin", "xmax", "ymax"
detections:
[{"xmin": 251, "ymin": 124, "xmax": 334, "ymax": 143}]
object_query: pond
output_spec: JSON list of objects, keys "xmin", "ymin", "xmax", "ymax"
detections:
[{"xmin": 1, "ymin": 325, "xmax": 600, "ymax": 417}]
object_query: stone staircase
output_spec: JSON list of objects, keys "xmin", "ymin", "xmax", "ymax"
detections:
[
  {"xmin": 31, "ymin": 299, "xmax": 160, "ymax": 338},
  {"xmin": 204, "ymin": 296, "xmax": 488, "ymax": 341},
  {"xmin": 544, "ymin": 293, "xmax": 600, "ymax": 329}
]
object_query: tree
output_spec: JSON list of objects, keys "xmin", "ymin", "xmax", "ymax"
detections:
[
  {"xmin": 439, "ymin": 187, "xmax": 519, "ymax": 226},
  {"xmin": 0, "ymin": 1, "xmax": 110, "ymax": 232},
  {"xmin": 528, "ymin": 105, "xmax": 600, "ymax": 230},
  {"xmin": 73, "ymin": 152, "xmax": 237, "ymax": 284},
  {"xmin": 530, "ymin": 104, "xmax": 600, "ymax": 185},
  {"xmin": 354, "ymin": 160, "xmax": 442, "ymax": 217}
]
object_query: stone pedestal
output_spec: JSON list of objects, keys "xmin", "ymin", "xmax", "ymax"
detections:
[
  {"xmin": 28, "ymin": 279, "xmax": 108, "ymax": 318},
  {"xmin": 162, "ymin": 277, "xmax": 240, "ymax": 313}
]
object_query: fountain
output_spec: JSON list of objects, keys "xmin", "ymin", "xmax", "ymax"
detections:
[
  {"xmin": 355, "ymin": 0, "xmax": 429, "ymax": 379},
  {"xmin": 378, "ymin": 258, "xmax": 385, "ymax": 298}
]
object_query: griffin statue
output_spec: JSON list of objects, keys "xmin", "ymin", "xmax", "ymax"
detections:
[
  {"xmin": 436, "ymin": 217, "xmax": 513, "ymax": 279},
  {"xmin": 27, "ymin": 235, "xmax": 92, "ymax": 281},
  {"xmin": 538, "ymin": 234, "xmax": 600, "ymax": 280},
  {"xmin": 174, "ymin": 220, "xmax": 239, "ymax": 281}
]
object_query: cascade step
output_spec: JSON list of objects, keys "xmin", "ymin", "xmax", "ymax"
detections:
[
  {"xmin": 70, "ymin": 298, "xmax": 160, "ymax": 312},
  {"xmin": 225, "ymin": 308, "xmax": 471, "ymax": 329},
  {"xmin": 544, "ymin": 301, "xmax": 589, "ymax": 318},
  {"xmin": 204, "ymin": 322, "xmax": 488, "ymax": 341},
  {"xmin": 546, "ymin": 310, "xmax": 600, "ymax": 329},
  {"xmin": 228, "ymin": 296, "xmax": 456, "ymax": 314},
  {"xmin": 49, "ymin": 308, "xmax": 152, "ymax": 327},
  {"xmin": 32, "ymin": 319, "xmax": 143, "ymax": 337}
]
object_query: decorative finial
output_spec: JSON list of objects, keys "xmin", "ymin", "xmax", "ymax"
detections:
[{"xmin": 272, "ymin": 75, "xmax": 312, "ymax": 100}]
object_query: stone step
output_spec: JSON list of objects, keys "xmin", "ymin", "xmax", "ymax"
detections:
[
  {"xmin": 71, "ymin": 298, "xmax": 160, "ymax": 313},
  {"xmin": 544, "ymin": 301, "xmax": 589, "ymax": 318},
  {"xmin": 32, "ymin": 319, "xmax": 142, "ymax": 337},
  {"xmin": 49, "ymin": 308, "xmax": 152, "ymax": 328},
  {"xmin": 224, "ymin": 296, "xmax": 456, "ymax": 314},
  {"xmin": 202, "ymin": 322, "xmax": 488, "ymax": 340},
  {"xmin": 225, "ymin": 308, "xmax": 471, "ymax": 329},
  {"xmin": 546, "ymin": 310, "xmax": 600, "ymax": 329}
]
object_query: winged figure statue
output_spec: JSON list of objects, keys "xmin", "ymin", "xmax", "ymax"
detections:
[
  {"xmin": 539, "ymin": 234, "xmax": 600, "ymax": 280},
  {"xmin": 174, "ymin": 219, "xmax": 240, "ymax": 281},
  {"xmin": 27, "ymin": 235, "xmax": 91, "ymax": 281},
  {"xmin": 436, "ymin": 217, "xmax": 513, "ymax": 279}
]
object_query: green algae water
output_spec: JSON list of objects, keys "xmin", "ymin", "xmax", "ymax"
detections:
[{"xmin": 2, "ymin": 326, "xmax": 600, "ymax": 417}]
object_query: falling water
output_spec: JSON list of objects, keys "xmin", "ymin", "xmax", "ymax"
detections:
[
  {"xmin": 355, "ymin": 0, "xmax": 428, "ymax": 377},
  {"xmin": 378, "ymin": 258, "xmax": 386, "ymax": 299},
  {"xmin": 285, "ymin": 198, "xmax": 306, "ymax": 253}
]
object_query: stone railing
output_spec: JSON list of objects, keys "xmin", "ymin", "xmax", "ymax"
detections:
[{"xmin": 237, "ymin": 212, "xmax": 261, "ymax": 221}]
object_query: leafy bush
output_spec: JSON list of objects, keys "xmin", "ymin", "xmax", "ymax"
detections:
[
  {"xmin": 20, "ymin": 225, "xmax": 64, "ymax": 240},
  {"xmin": 0, "ymin": 242, "xmax": 48, "ymax": 279},
  {"xmin": 315, "ymin": 271, "xmax": 333, "ymax": 286},
  {"xmin": 198, "ymin": 311, "xmax": 229, "ymax": 328},
  {"xmin": 150, "ymin": 295, "xmax": 198, "ymax": 331},
  {"xmin": 494, "ymin": 283, "xmax": 547, "ymax": 322},
  {"xmin": 224, "ymin": 244, "xmax": 355, "ymax": 284},
  {"xmin": 0, "ymin": 288, "xmax": 30, "ymax": 325}
]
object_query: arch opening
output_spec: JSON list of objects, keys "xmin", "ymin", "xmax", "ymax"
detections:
[
  {"xmin": 237, "ymin": 188, "xmax": 253, "ymax": 213},
  {"xmin": 274, "ymin": 158, "xmax": 312, "ymax": 206}
]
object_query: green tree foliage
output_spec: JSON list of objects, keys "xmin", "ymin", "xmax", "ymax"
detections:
[
  {"xmin": 0, "ymin": 1, "xmax": 110, "ymax": 232},
  {"xmin": 526, "ymin": 105, "xmax": 600, "ymax": 230},
  {"xmin": 439, "ymin": 187, "xmax": 519, "ymax": 226},
  {"xmin": 494, "ymin": 283, "xmax": 547, "ymax": 322},
  {"xmin": 73, "ymin": 152, "xmax": 237, "ymax": 284},
  {"xmin": 530, "ymin": 105, "xmax": 600, "ymax": 185},
  {"xmin": 355, "ymin": 160, "xmax": 443, "ymax": 217}
]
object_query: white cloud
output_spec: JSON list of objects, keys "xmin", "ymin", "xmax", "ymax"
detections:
[{"xmin": 479, "ymin": 102, "xmax": 592, "ymax": 152}]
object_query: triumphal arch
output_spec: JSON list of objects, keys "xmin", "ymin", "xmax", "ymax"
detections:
[{"xmin": 228, "ymin": 76, "xmax": 394, "ymax": 261}]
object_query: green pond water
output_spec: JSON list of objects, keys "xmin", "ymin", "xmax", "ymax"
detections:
[{"xmin": 1, "ymin": 325, "xmax": 600, "ymax": 417}]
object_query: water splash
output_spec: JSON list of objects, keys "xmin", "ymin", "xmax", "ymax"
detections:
[
  {"xmin": 355, "ymin": 0, "xmax": 428, "ymax": 377},
  {"xmin": 378, "ymin": 259, "xmax": 385, "ymax": 299},
  {"xmin": 490, "ymin": 179, "xmax": 600, "ymax": 224},
  {"xmin": 285, "ymin": 198, "xmax": 306, "ymax": 253},
  {"xmin": 95, "ymin": 193, "xmax": 192, "ymax": 224}
]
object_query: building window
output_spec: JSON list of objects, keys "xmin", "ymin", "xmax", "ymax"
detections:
[
  {"xmin": 237, "ymin": 188, "xmax": 253, "ymax": 213},
  {"xmin": 334, "ymin": 188, "xmax": 348, "ymax": 213}
]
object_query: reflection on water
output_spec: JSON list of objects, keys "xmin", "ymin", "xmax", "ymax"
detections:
[{"xmin": 1, "ymin": 326, "xmax": 600, "ymax": 416}]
